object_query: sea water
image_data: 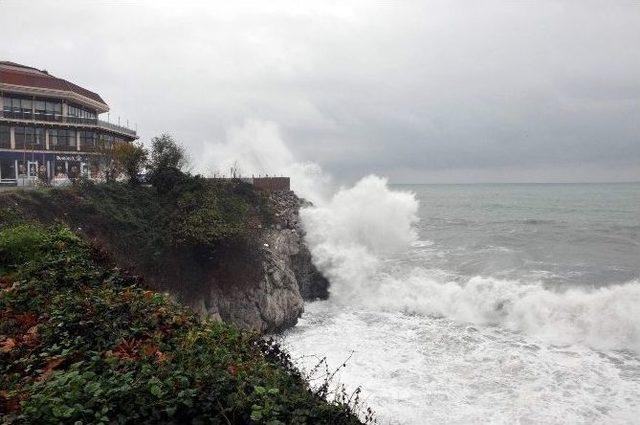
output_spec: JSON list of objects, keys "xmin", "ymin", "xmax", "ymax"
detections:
[{"xmin": 282, "ymin": 182, "xmax": 640, "ymax": 424}]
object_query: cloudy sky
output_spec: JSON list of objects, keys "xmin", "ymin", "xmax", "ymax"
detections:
[{"xmin": 1, "ymin": 0, "xmax": 639, "ymax": 183}]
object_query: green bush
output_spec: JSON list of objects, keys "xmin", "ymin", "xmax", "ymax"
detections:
[
  {"xmin": 0, "ymin": 224, "xmax": 365, "ymax": 424},
  {"xmin": 0, "ymin": 224, "xmax": 80, "ymax": 268}
]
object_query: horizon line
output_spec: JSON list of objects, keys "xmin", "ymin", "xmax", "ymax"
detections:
[{"xmin": 390, "ymin": 181, "xmax": 640, "ymax": 185}]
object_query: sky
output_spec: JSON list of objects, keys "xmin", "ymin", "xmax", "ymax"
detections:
[{"xmin": 1, "ymin": 0, "xmax": 639, "ymax": 183}]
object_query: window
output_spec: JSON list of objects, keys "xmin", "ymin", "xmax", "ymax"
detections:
[
  {"xmin": 2, "ymin": 96, "xmax": 33, "ymax": 119},
  {"xmin": 0, "ymin": 159, "xmax": 16, "ymax": 181},
  {"xmin": 68, "ymin": 104, "xmax": 97, "ymax": 124},
  {"xmin": 34, "ymin": 100, "xmax": 46, "ymax": 120},
  {"xmin": 50, "ymin": 129, "xmax": 76, "ymax": 151},
  {"xmin": 79, "ymin": 131, "xmax": 96, "ymax": 151},
  {"xmin": 32, "ymin": 98, "xmax": 62, "ymax": 122},
  {"xmin": 99, "ymin": 133, "xmax": 115, "ymax": 150},
  {"xmin": 14, "ymin": 127, "xmax": 45, "ymax": 149},
  {"xmin": 0, "ymin": 125, "xmax": 10, "ymax": 149}
]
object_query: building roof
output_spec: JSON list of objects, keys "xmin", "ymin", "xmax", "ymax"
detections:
[{"xmin": 0, "ymin": 61, "xmax": 108, "ymax": 110}]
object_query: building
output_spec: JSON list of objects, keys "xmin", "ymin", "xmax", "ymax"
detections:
[{"xmin": 0, "ymin": 61, "xmax": 137, "ymax": 186}]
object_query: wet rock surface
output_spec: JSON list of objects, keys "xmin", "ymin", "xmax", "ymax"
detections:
[{"xmin": 194, "ymin": 190, "xmax": 328, "ymax": 333}]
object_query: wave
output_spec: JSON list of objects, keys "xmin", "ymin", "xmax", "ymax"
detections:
[
  {"xmin": 372, "ymin": 272, "xmax": 640, "ymax": 352},
  {"xmin": 301, "ymin": 176, "xmax": 640, "ymax": 353}
]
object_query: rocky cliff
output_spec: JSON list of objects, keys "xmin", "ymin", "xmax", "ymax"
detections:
[
  {"xmin": 0, "ymin": 183, "xmax": 328, "ymax": 334},
  {"xmin": 192, "ymin": 190, "xmax": 329, "ymax": 332}
]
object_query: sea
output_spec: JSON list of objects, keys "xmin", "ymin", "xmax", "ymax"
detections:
[{"xmin": 282, "ymin": 182, "xmax": 640, "ymax": 424}]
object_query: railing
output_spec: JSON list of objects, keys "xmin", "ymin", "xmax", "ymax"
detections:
[
  {"xmin": 67, "ymin": 116, "xmax": 98, "ymax": 125},
  {"xmin": 97, "ymin": 120, "xmax": 137, "ymax": 137},
  {"xmin": 0, "ymin": 111, "xmax": 136, "ymax": 137}
]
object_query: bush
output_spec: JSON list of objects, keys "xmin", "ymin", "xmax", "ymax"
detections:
[
  {"xmin": 0, "ymin": 224, "xmax": 366, "ymax": 424},
  {"xmin": 0, "ymin": 224, "xmax": 79, "ymax": 267}
]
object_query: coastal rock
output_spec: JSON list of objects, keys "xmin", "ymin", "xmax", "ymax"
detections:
[{"xmin": 194, "ymin": 190, "xmax": 328, "ymax": 333}]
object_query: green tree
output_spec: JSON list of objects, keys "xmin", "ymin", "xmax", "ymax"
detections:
[
  {"xmin": 147, "ymin": 134, "xmax": 188, "ymax": 193},
  {"xmin": 113, "ymin": 142, "xmax": 148, "ymax": 185},
  {"xmin": 91, "ymin": 142, "xmax": 119, "ymax": 183}
]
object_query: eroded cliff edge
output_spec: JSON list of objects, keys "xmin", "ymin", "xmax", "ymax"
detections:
[{"xmin": 192, "ymin": 190, "xmax": 329, "ymax": 332}]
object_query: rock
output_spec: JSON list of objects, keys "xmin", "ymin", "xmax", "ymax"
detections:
[{"xmin": 192, "ymin": 190, "xmax": 329, "ymax": 333}]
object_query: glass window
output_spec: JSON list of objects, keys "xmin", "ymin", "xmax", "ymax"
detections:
[
  {"xmin": 49, "ymin": 129, "xmax": 59, "ymax": 149},
  {"xmin": 0, "ymin": 125, "xmax": 10, "ymax": 148},
  {"xmin": 14, "ymin": 127, "xmax": 44, "ymax": 149},
  {"xmin": 80, "ymin": 131, "xmax": 96, "ymax": 151},
  {"xmin": 44, "ymin": 100, "xmax": 62, "ymax": 121},
  {"xmin": 35, "ymin": 128, "xmax": 45, "ymax": 146},
  {"xmin": 0, "ymin": 159, "xmax": 16, "ymax": 180},
  {"xmin": 15, "ymin": 127, "xmax": 33, "ymax": 147},
  {"xmin": 68, "ymin": 161, "xmax": 80, "ymax": 179},
  {"xmin": 2, "ymin": 96, "xmax": 33, "ymax": 119},
  {"xmin": 54, "ymin": 161, "xmax": 66, "ymax": 177},
  {"xmin": 68, "ymin": 130, "xmax": 77, "ymax": 147}
]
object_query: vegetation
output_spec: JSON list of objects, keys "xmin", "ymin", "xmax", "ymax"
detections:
[
  {"xmin": 0, "ymin": 224, "xmax": 366, "ymax": 424},
  {"xmin": 113, "ymin": 142, "xmax": 148, "ymax": 185},
  {"xmin": 147, "ymin": 134, "xmax": 189, "ymax": 194},
  {"xmin": 0, "ymin": 175, "xmax": 273, "ymax": 298}
]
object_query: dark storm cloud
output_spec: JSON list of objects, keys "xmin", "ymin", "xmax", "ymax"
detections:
[{"xmin": 1, "ymin": 0, "xmax": 638, "ymax": 182}]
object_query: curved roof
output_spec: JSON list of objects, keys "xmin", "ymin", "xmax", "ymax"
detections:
[{"xmin": 0, "ymin": 61, "xmax": 108, "ymax": 112}]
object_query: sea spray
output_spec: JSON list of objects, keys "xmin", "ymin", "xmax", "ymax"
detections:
[
  {"xmin": 199, "ymin": 119, "xmax": 640, "ymax": 353},
  {"xmin": 197, "ymin": 119, "xmax": 332, "ymax": 203},
  {"xmin": 300, "ymin": 175, "xmax": 419, "ymax": 301}
]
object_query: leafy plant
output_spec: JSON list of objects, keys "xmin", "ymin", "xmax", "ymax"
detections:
[{"xmin": 0, "ymin": 224, "xmax": 367, "ymax": 424}]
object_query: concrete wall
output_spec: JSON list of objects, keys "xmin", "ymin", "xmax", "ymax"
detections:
[
  {"xmin": 251, "ymin": 177, "xmax": 290, "ymax": 191},
  {"xmin": 207, "ymin": 177, "xmax": 291, "ymax": 192}
]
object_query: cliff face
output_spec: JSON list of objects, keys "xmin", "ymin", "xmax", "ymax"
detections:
[
  {"xmin": 192, "ymin": 190, "xmax": 329, "ymax": 333},
  {"xmin": 0, "ymin": 184, "xmax": 328, "ymax": 334}
]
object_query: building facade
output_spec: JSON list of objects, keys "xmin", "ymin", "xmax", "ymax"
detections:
[{"xmin": 0, "ymin": 61, "xmax": 137, "ymax": 186}]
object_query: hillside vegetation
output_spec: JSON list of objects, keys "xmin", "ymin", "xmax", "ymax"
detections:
[
  {"xmin": 0, "ymin": 223, "xmax": 367, "ymax": 424},
  {"xmin": 0, "ymin": 177, "xmax": 272, "ymax": 302}
]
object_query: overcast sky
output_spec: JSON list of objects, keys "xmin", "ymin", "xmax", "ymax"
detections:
[{"xmin": 1, "ymin": 0, "xmax": 639, "ymax": 183}]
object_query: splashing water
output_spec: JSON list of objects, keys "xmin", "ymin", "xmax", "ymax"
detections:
[{"xmin": 201, "ymin": 121, "xmax": 640, "ymax": 423}]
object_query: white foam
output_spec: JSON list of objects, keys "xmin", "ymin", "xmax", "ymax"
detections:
[{"xmin": 283, "ymin": 303, "xmax": 640, "ymax": 425}]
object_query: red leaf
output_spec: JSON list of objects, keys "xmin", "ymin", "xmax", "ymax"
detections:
[
  {"xmin": 37, "ymin": 357, "xmax": 65, "ymax": 381},
  {"xmin": 0, "ymin": 338, "xmax": 16, "ymax": 353}
]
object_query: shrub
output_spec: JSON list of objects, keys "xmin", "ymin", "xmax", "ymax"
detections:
[
  {"xmin": 0, "ymin": 224, "xmax": 366, "ymax": 424},
  {"xmin": 0, "ymin": 224, "xmax": 79, "ymax": 267}
]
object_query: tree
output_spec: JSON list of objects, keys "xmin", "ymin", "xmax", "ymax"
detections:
[
  {"xmin": 91, "ymin": 142, "xmax": 119, "ymax": 183},
  {"xmin": 113, "ymin": 142, "xmax": 148, "ymax": 185},
  {"xmin": 147, "ymin": 134, "xmax": 188, "ymax": 193}
]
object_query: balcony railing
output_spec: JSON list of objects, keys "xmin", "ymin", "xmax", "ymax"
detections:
[
  {"xmin": 1, "ymin": 111, "xmax": 136, "ymax": 138},
  {"xmin": 97, "ymin": 120, "xmax": 137, "ymax": 137}
]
